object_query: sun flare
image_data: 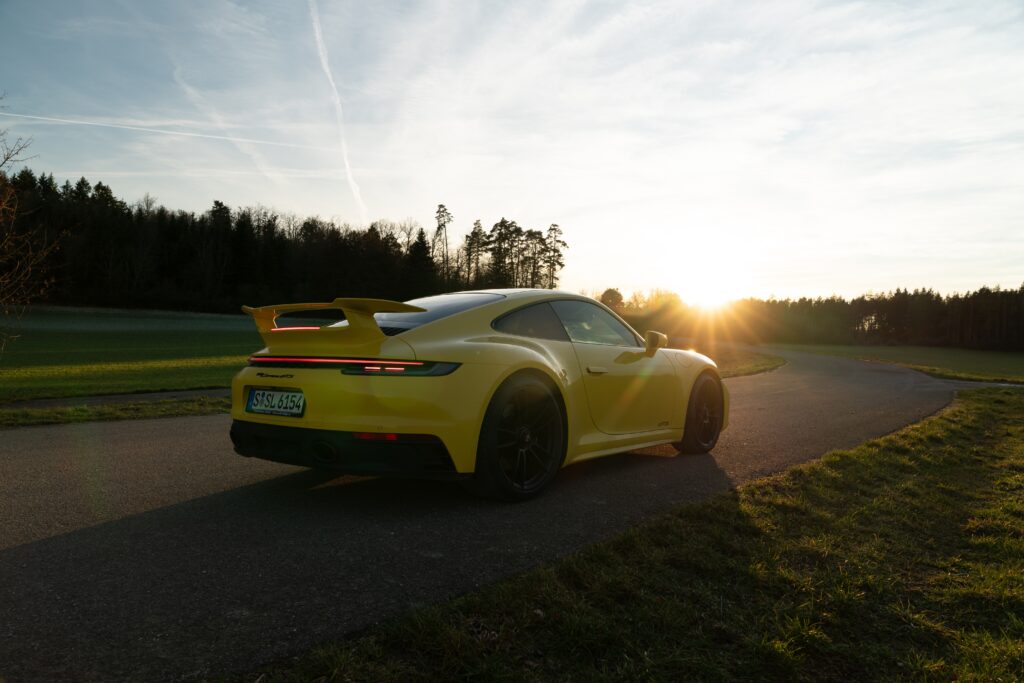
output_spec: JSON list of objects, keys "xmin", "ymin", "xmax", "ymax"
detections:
[
  {"xmin": 672, "ymin": 260, "xmax": 751, "ymax": 313},
  {"xmin": 685, "ymin": 293, "xmax": 734, "ymax": 313}
]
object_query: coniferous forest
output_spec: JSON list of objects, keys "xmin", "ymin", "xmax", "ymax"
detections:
[{"xmin": 3, "ymin": 168, "xmax": 567, "ymax": 311}]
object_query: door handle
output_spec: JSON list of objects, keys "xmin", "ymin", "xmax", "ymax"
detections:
[{"xmin": 586, "ymin": 365, "xmax": 608, "ymax": 375}]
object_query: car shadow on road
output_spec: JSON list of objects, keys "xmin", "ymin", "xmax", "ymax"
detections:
[{"xmin": 0, "ymin": 448, "xmax": 735, "ymax": 681}]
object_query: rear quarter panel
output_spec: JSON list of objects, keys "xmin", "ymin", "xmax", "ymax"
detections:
[
  {"xmin": 665, "ymin": 348, "xmax": 730, "ymax": 432},
  {"xmin": 402, "ymin": 336, "xmax": 593, "ymax": 469},
  {"xmin": 399, "ymin": 296, "xmax": 600, "ymax": 467}
]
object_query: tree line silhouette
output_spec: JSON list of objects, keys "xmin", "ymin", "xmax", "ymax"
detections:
[
  {"xmin": 3, "ymin": 167, "xmax": 568, "ymax": 312},
  {"xmin": 610, "ymin": 288, "xmax": 1024, "ymax": 352},
  {"xmin": 3, "ymin": 163, "xmax": 1019, "ymax": 352}
]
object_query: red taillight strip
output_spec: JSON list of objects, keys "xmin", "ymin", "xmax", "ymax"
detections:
[
  {"xmin": 270, "ymin": 326, "xmax": 321, "ymax": 332},
  {"xmin": 247, "ymin": 356, "xmax": 457, "ymax": 376},
  {"xmin": 249, "ymin": 356, "xmax": 424, "ymax": 366}
]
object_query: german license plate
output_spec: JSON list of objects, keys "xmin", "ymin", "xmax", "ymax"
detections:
[{"xmin": 246, "ymin": 388, "xmax": 305, "ymax": 417}]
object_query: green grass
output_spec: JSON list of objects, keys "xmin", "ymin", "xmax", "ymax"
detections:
[
  {"xmin": 0, "ymin": 307, "xmax": 781, "ymax": 427},
  {"xmin": 248, "ymin": 388, "xmax": 1024, "ymax": 682},
  {"xmin": 0, "ymin": 306, "xmax": 260, "ymax": 402},
  {"xmin": 780, "ymin": 344, "xmax": 1024, "ymax": 383},
  {"xmin": 0, "ymin": 396, "xmax": 231, "ymax": 429},
  {"xmin": 0, "ymin": 348, "xmax": 782, "ymax": 429},
  {"xmin": 0, "ymin": 306, "xmax": 776, "ymax": 427},
  {"xmin": 0, "ymin": 355, "xmax": 247, "ymax": 402}
]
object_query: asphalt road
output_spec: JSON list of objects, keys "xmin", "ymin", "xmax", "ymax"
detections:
[{"xmin": 0, "ymin": 349, "xmax": 963, "ymax": 681}]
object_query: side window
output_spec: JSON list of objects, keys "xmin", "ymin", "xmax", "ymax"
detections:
[
  {"xmin": 550, "ymin": 300, "xmax": 641, "ymax": 347},
  {"xmin": 493, "ymin": 303, "xmax": 570, "ymax": 341}
]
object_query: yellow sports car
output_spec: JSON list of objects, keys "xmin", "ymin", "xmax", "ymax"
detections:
[{"xmin": 230, "ymin": 289, "xmax": 728, "ymax": 500}]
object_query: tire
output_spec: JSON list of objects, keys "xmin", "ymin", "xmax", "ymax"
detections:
[
  {"xmin": 464, "ymin": 373, "xmax": 566, "ymax": 501},
  {"xmin": 674, "ymin": 372, "xmax": 723, "ymax": 454}
]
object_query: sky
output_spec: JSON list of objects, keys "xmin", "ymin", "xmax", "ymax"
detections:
[{"xmin": 1, "ymin": 0, "xmax": 1022, "ymax": 307}]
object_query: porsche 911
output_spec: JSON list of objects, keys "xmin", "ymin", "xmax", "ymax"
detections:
[{"xmin": 229, "ymin": 289, "xmax": 728, "ymax": 499}]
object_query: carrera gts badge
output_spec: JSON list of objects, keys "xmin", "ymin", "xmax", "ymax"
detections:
[{"xmin": 256, "ymin": 372, "xmax": 294, "ymax": 378}]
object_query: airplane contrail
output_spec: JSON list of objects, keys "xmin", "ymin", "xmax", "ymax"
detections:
[
  {"xmin": 308, "ymin": 0, "xmax": 369, "ymax": 224},
  {"xmin": 172, "ymin": 69, "xmax": 287, "ymax": 187},
  {"xmin": 0, "ymin": 111, "xmax": 322, "ymax": 150}
]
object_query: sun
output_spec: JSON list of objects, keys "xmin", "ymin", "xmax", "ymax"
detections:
[
  {"xmin": 685, "ymin": 291, "xmax": 734, "ymax": 312},
  {"xmin": 641, "ymin": 236, "xmax": 754, "ymax": 312},
  {"xmin": 675, "ymin": 266, "xmax": 750, "ymax": 312}
]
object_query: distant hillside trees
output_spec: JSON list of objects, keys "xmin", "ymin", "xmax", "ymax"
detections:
[
  {"xmin": 621, "ymin": 287, "xmax": 1024, "ymax": 352},
  {"xmin": 600, "ymin": 288, "xmax": 624, "ymax": 309},
  {"xmin": 4, "ymin": 170, "xmax": 569, "ymax": 312}
]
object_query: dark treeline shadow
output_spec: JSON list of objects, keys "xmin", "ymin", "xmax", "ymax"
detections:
[{"xmin": 3, "ymin": 169, "xmax": 568, "ymax": 311}]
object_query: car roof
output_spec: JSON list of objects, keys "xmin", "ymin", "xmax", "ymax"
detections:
[{"xmin": 446, "ymin": 288, "xmax": 584, "ymax": 301}]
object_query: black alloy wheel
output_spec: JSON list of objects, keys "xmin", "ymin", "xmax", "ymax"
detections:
[
  {"xmin": 468, "ymin": 374, "xmax": 565, "ymax": 500},
  {"xmin": 675, "ymin": 373, "xmax": 723, "ymax": 454}
]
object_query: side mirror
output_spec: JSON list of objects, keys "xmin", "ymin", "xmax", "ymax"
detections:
[{"xmin": 644, "ymin": 330, "xmax": 668, "ymax": 355}]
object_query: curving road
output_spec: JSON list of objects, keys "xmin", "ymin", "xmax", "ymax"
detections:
[{"xmin": 0, "ymin": 349, "xmax": 963, "ymax": 681}]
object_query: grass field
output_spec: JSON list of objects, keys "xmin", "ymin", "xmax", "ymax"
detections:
[
  {"xmin": 0, "ymin": 307, "xmax": 781, "ymax": 408},
  {"xmin": 0, "ymin": 307, "xmax": 260, "ymax": 402},
  {"xmin": 0, "ymin": 397, "xmax": 231, "ymax": 429},
  {"xmin": 780, "ymin": 344, "xmax": 1024, "ymax": 383},
  {"xmin": 251, "ymin": 388, "xmax": 1024, "ymax": 681},
  {"xmin": 0, "ymin": 307, "xmax": 782, "ymax": 427}
]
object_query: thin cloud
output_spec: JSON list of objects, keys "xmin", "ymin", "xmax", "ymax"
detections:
[
  {"xmin": 51, "ymin": 167, "xmax": 349, "ymax": 180},
  {"xmin": 307, "ymin": 0, "xmax": 369, "ymax": 224},
  {"xmin": 172, "ymin": 69, "xmax": 288, "ymax": 187},
  {"xmin": 0, "ymin": 111, "xmax": 321, "ymax": 150}
]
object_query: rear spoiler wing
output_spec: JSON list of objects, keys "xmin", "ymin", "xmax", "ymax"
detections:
[
  {"xmin": 242, "ymin": 298, "xmax": 425, "ymax": 335},
  {"xmin": 242, "ymin": 298, "xmax": 426, "ymax": 352}
]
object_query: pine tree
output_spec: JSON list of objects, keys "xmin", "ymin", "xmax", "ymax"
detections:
[
  {"xmin": 542, "ymin": 223, "xmax": 567, "ymax": 289},
  {"xmin": 403, "ymin": 228, "xmax": 437, "ymax": 299}
]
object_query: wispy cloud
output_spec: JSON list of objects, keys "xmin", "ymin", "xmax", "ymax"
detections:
[
  {"xmin": 198, "ymin": 0, "xmax": 270, "ymax": 41},
  {"xmin": 172, "ymin": 69, "xmax": 288, "ymax": 187},
  {"xmin": 0, "ymin": 111, "xmax": 322, "ymax": 150},
  {"xmin": 307, "ymin": 0, "xmax": 369, "ymax": 224},
  {"xmin": 51, "ymin": 14, "xmax": 162, "ymax": 39},
  {"xmin": 49, "ymin": 167, "xmax": 350, "ymax": 180}
]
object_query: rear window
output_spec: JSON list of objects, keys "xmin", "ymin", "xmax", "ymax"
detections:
[
  {"xmin": 492, "ymin": 302, "xmax": 569, "ymax": 341},
  {"xmin": 372, "ymin": 292, "xmax": 505, "ymax": 335}
]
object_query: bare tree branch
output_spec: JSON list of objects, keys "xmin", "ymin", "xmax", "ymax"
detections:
[{"xmin": 0, "ymin": 106, "xmax": 57, "ymax": 354}]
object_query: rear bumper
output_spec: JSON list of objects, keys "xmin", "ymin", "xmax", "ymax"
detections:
[
  {"xmin": 229, "ymin": 419, "xmax": 462, "ymax": 479},
  {"xmin": 230, "ymin": 363, "xmax": 507, "ymax": 474}
]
